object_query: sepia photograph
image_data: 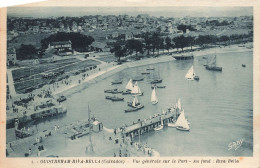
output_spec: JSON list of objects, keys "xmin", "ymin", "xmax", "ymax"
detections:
[{"xmin": 2, "ymin": 1, "xmax": 257, "ymax": 163}]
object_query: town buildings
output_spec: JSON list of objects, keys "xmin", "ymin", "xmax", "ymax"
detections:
[
  {"xmin": 7, "ymin": 48, "xmax": 17, "ymax": 66},
  {"xmin": 48, "ymin": 41, "xmax": 73, "ymax": 56}
]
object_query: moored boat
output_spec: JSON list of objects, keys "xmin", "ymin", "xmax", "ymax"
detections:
[
  {"xmin": 168, "ymin": 122, "xmax": 177, "ymax": 127},
  {"xmin": 57, "ymin": 95, "xmax": 66, "ymax": 103},
  {"xmin": 127, "ymin": 96, "xmax": 141, "ymax": 108},
  {"xmin": 111, "ymin": 90, "xmax": 123, "ymax": 94},
  {"xmin": 194, "ymin": 76, "xmax": 200, "ymax": 81},
  {"xmin": 122, "ymin": 90, "xmax": 131, "ymax": 95},
  {"xmin": 111, "ymin": 80, "xmax": 123, "ymax": 85},
  {"xmin": 151, "ymin": 79, "xmax": 162, "ymax": 84},
  {"xmin": 141, "ymin": 72, "xmax": 150, "ymax": 75},
  {"xmin": 151, "ymin": 84, "xmax": 157, "ymax": 89},
  {"xmin": 111, "ymin": 97, "xmax": 124, "ymax": 102},
  {"xmin": 175, "ymin": 110, "xmax": 190, "ymax": 131},
  {"xmin": 146, "ymin": 68, "xmax": 155, "ymax": 70},
  {"xmin": 205, "ymin": 54, "xmax": 222, "ymax": 72},
  {"xmin": 151, "ymin": 84, "xmax": 166, "ymax": 89},
  {"xmin": 105, "ymin": 96, "xmax": 113, "ymax": 100},
  {"xmin": 172, "ymin": 53, "xmax": 194, "ymax": 60},
  {"xmin": 104, "ymin": 88, "xmax": 118, "ymax": 93},
  {"xmin": 105, "ymin": 96, "xmax": 124, "ymax": 101},
  {"xmin": 125, "ymin": 105, "xmax": 144, "ymax": 113},
  {"xmin": 185, "ymin": 66, "xmax": 199, "ymax": 81},
  {"xmin": 133, "ymin": 76, "xmax": 144, "ymax": 81},
  {"xmin": 242, "ymin": 64, "xmax": 246, "ymax": 67},
  {"xmin": 157, "ymin": 85, "xmax": 166, "ymax": 88},
  {"xmin": 154, "ymin": 120, "xmax": 163, "ymax": 131},
  {"xmin": 205, "ymin": 66, "xmax": 222, "ymax": 71}
]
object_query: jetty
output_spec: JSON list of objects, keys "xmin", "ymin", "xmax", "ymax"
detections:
[{"xmin": 119, "ymin": 108, "xmax": 177, "ymax": 138}]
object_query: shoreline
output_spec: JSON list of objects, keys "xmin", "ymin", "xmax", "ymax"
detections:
[
  {"xmin": 5, "ymin": 45, "xmax": 252, "ymax": 128},
  {"xmin": 54, "ymin": 45, "xmax": 252, "ymax": 98}
]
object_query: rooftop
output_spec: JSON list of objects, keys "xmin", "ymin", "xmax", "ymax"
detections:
[{"xmin": 50, "ymin": 40, "xmax": 72, "ymax": 46}]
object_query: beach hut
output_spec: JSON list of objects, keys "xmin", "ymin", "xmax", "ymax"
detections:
[{"xmin": 92, "ymin": 120, "xmax": 103, "ymax": 132}]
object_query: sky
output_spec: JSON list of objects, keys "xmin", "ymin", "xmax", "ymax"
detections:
[{"xmin": 7, "ymin": 7, "xmax": 253, "ymax": 18}]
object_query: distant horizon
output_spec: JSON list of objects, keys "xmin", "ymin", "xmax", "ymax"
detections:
[{"xmin": 7, "ymin": 7, "xmax": 253, "ymax": 18}]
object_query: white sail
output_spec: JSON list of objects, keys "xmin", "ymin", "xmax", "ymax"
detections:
[
  {"xmin": 151, "ymin": 88, "xmax": 158, "ymax": 104},
  {"xmin": 132, "ymin": 97, "xmax": 136, "ymax": 107},
  {"xmin": 175, "ymin": 110, "xmax": 189, "ymax": 129},
  {"xmin": 131, "ymin": 82, "xmax": 141, "ymax": 94},
  {"xmin": 135, "ymin": 96, "xmax": 138, "ymax": 104},
  {"xmin": 185, "ymin": 66, "xmax": 194, "ymax": 80},
  {"xmin": 177, "ymin": 98, "xmax": 181, "ymax": 110},
  {"xmin": 181, "ymin": 110, "xmax": 190, "ymax": 129},
  {"xmin": 175, "ymin": 110, "xmax": 184, "ymax": 126},
  {"xmin": 125, "ymin": 79, "xmax": 133, "ymax": 90},
  {"xmin": 132, "ymin": 96, "xmax": 138, "ymax": 107}
]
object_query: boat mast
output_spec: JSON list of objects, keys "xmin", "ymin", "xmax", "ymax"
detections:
[{"xmin": 86, "ymin": 105, "xmax": 94, "ymax": 153}]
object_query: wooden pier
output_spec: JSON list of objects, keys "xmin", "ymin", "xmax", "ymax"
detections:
[{"xmin": 120, "ymin": 108, "xmax": 179, "ymax": 138}]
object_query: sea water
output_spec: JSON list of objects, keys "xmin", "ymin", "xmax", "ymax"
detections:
[{"xmin": 8, "ymin": 51, "xmax": 253, "ymax": 156}]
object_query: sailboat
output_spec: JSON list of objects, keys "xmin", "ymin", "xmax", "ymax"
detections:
[
  {"xmin": 185, "ymin": 66, "xmax": 199, "ymax": 81},
  {"xmin": 168, "ymin": 99, "xmax": 182, "ymax": 127},
  {"xmin": 123, "ymin": 79, "xmax": 133, "ymax": 95},
  {"xmin": 131, "ymin": 81, "xmax": 143, "ymax": 96},
  {"xmin": 125, "ymin": 79, "xmax": 134, "ymax": 91},
  {"xmin": 127, "ymin": 96, "xmax": 140, "ymax": 107},
  {"xmin": 205, "ymin": 54, "xmax": 222, "ymax": 71},
  {"xmin": 151, "ymin": 88, "xmax": 158, "ymax": 105},
  {"xmin": 175, "ymin": 110, "xmax": 190, "ymax": 131},
  {"xmin": 154, "ymin": 119, "xmax": 164, "ymax": 131},
  {"xmin": 125, "ymin": 96, "xmax": 144, "ymax": 112}
]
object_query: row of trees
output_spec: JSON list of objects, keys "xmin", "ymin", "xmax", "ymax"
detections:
[{"xmin": 111, "ymin": 31, "xmax": 253, "ymax": 61}]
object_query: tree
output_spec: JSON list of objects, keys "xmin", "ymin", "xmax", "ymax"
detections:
[
  {"xmin": 165, "ymin": 36, "xmax": 172, "ymax": 53},
  {"xmin": 110, "ymin": 44, "xmax": 126, "ymax": 62},
  {"xmin": 219, "ymin": 35, "xmax": 230, "ymax": 46},
  {"xmin": 186, "ymin": 36, "xmax": 195, "ymax": 51},
  {"xmin": 173, "ymin": 35, "xmax": 188, "ymax": 52},
  {"xmin": 41, "ymin": 32, "xmax": 94, "ymax": 51},
  {"xmin": 151, "ymin": 32, "xmax": 160, "ymax": 55},
  {"xmin": 177, "ymin": 24, "xmax": 187, "ymax": 33},
  {"xmin": 143, "ymin": 32, "xmax": 152, "ymax": 55},
  {"xmin": 196, "ymin": 35, "xmax": 217, "ymax": 48},
  {"xmin": 159, "ymin": 37, "xmax": 164, "ymax": 54},
  {"xmin": 125, "ymin": 39, "xmax": 143, "ymax": 57},
  {"xmin": 177, "ymin": 24, "xmax": 196, "ymax": 33},
  {"xmin": 16, "ymin": 44, "xmax": 38, "ymax": 60}
]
